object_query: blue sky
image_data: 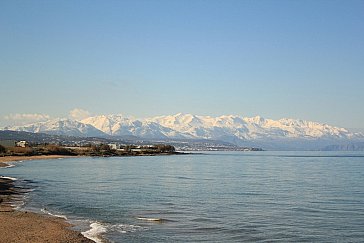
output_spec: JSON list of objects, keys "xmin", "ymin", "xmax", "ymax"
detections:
[{"xmin": 1, "ymin": 0, "xmax": 363, "ymax": 129}]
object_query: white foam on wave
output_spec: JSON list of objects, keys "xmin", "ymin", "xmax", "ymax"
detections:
[
  {"xmin": 0, "ymin": 176, "xmax": 34, "ymax": 210},
  {"xmin": 1, "ymin": 160, "xmax": 25, "ymax": 168},
  {"xmin": 136, "ymin": 216, "xmax": 173, "ymax": 223},
  {"xmin": 82, "ymin": 222, "xmax": 107, "ymax": 243},
  {"xmin": 11, "ymin": 200, "xmax": 25, "ymax": 209},
  {"xmin": 41, "ymin": 208, "xmax": 68, "ymax": 220},
  {"xmin": 137, "ymin": 217, "xmax": 163, "ymax": 222},
  {"xmin": 0, "ymin": 176, "xmax": 17, "ymax": 181},
  {"xmin": 81, "ymin": 221, "xmax": 146, "ymax": 242},
  {"xmin": 3, "ymin": 163, "xmax": 15, "ymax": 168},
  {"xmin": 109, "ymin": 223, "xmax": 144, "ymax": 234}
]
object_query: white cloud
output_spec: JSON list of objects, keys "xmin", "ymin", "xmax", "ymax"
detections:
[
  {"xmin": 4, "ymin": 113, "xmax": 50, "ymax": 121},
  {"xmin": 3, "ymin": 113, "xmax": 50, "ymax": 126},
  {"xmin": 69, "ymin": 108, "xmax": 91, "ymax": 120}
]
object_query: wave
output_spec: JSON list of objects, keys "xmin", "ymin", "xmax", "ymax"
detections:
[
  {"xmin": 34, "ymin": 209, "xmax": 111, "ymax": 242},
  {"xmin": 82, "ymin": 222, "xmax": 107, "ymax": 243},
  {"xmin": 0, "ymin": 175, "xmax": 18, "ymax": 180},
  {"xmin": 1, "ymin": 160, "xmax": 24, "ymax": 168},
  {"xmin": 3, "ymin": 163, "xmax": 16, "ymax": 168},
  {"xmin": 41, "ymin": 208, "xmax": 68, "ymax": 219},
  {"xmin": 81, "ymin": 220, "xmax": 146, "ymax": 242},
  {"xmin": 10, "ymin": 201, "xmax": 25, "ymax": 209},
  {"xmin": 136, "ymin": 217, "xmax": 171, "ymax": 223},
  {"xmin": 0, "ymin": 176, "xmax": 35, "ymax": 210},
  {"xmin": 108, "ymin": 223, "xmax": 144, "ymax": 234}
]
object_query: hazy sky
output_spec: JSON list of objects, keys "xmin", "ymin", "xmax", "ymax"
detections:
[{"xmin": 1, "ymin": 0, "xmax": 363, "ymax": 129}]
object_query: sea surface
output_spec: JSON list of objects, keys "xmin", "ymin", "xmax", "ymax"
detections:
[{"xmin": 1, "ymin": 151, "xmax": 364, "ymax": 242}]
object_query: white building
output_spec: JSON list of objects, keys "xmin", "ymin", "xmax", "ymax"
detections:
[
  {"xmin": 16, "ymin": 141, "xmax": 29, "ymax": 148},
  {"xmin": 108, "ymin": 143, "xmax": 120, "ymax": 150}
]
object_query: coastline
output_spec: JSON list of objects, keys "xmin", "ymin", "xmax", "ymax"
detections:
[
  {"xmin": 0, "ymin": 155, "xmax": 75, "ymax": 167},
  {"xmin": 0, "ymin": 155, "xmax": 95, "ymax": 243}
]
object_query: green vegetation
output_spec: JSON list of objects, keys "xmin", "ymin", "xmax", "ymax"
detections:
[
  {"xmin": 0, "ymin": 144, "xmax": 6, "ymax": 154},
  {"xmin": 0, "ymin": 143, "xmax": 178, "ymax": 157},
  {"xmin": 36, "ymin": 145, "xmax": 77, "ymax": 156},
  {"xmin": 79, "ymin": 144, "xmax": 177, "ymax": 157}
]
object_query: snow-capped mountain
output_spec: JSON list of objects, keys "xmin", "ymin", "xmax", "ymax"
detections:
[
  {"xmin": 5, "ymin": 113, "xmax": 364, "ymax": 149},
  {"xmin": 81, "ymin": 114, "xmax": 193, "ymax": 139},
  {"xmin": 7, "ymin": 119, "xmax": 107, "ymax": 137},
  {"xmin": 147, "ymin": 113, "xmax": 363, "ymax": 149},
  {"xmin": 149, "ymin": 113, "xmax": 357, "ymax": 140}
]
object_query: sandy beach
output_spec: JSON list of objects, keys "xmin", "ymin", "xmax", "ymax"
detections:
[
  {"xmin": 0, "ymin": 155, "xmax": 74, "ymax": 167},
  {"xmin": 0, "ymin": 156, "xmax": 94, "ymax": 243}
]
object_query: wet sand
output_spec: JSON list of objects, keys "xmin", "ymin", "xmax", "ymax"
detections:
[{"xmin": 0, "ymin": 156, "xmax": 94, "ymax": 243}]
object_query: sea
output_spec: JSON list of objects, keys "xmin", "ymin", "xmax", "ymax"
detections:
[{"xmin": 1, "ymin": 151, "xmax": 364, "ymax": 242}]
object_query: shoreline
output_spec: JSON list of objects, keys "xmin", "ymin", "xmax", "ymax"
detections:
[
  {"xmin": 0, "ymin": 155, "xmax": 96, "ymax": 243},
  {"xmin": 0, "ymin": 155, "xmax": 76, "ymax": 167},
  {"xmin": 0, "ymin": 151, "xmax": 184, "ymax": 168}
]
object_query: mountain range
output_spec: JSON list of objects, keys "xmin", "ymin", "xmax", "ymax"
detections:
[{"xmin": 3, "ymin": 113, "xmax": 364, "ymax": 150}]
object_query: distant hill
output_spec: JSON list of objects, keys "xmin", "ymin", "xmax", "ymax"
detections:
[
  {"xmin": 0, "ymin": 130, "xmax": 112, "ymax": 145},
  {"xmin": 0, "ymin": 130, "xmax": 62, "ymax": 142},
  {"xmin": 322, "ymin": 142, "xmax": 364, "ymax": 151}
]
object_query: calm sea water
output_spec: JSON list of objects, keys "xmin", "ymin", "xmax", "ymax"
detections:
[{"xmin": 1, "ymin": 151, "xmax": 364, "ymax": 242}]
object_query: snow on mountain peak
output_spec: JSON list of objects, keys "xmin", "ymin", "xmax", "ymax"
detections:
[
  {"xmin": 7, "ymin": 118, "xmax": 106, "ymax": 137},
  {"xmin": 5, "ymin": 113, "xmax": 363, "ymax": 149},
  {"xmin": 149, "ymin": 114, "xmax": 361, "ymax": 141},
  {"xmin": 81, "ymin": 114, "xmax": 134, "ymax": 136}
]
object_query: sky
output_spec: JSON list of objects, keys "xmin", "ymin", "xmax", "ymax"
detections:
[{"xmin": 1, "ymin": 0, "xmax": 363, "ymax": 130}]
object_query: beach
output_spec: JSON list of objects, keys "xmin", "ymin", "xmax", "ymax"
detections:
[
  {"xmin": 0, "ymin": 156, "xmax": 94, "ymax": 243},
  {"xmin": 0, "ymin": 155, "xmax": 74, "ymax": 167}
]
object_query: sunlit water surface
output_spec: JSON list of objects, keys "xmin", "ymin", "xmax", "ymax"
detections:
[{"xmin": 2, "ymin": 151, "xmax": 364, "ymax": 242}]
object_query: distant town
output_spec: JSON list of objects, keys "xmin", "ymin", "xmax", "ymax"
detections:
[{"xmin": 0, "ymin": 130, "xmax": 263, "ymax": 157}]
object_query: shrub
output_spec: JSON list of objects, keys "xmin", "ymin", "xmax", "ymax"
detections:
[
  {"xmin": 0, "ymin": 144, "xmax": 6, "ymax": 154},
  {"xmin": 155, "ymin": 144, "xmax": 175, "ymax": 153},
  {"xmin": 8, "ymin": 146, "xmax": 34, "ymax": 155},
  {"xmin": 45, "ymin": 145, "xmax": 75, "ymax": 155},
  {"xmin": 99, "ymin": 144, "xmax": 111, "ymax": 151}
]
